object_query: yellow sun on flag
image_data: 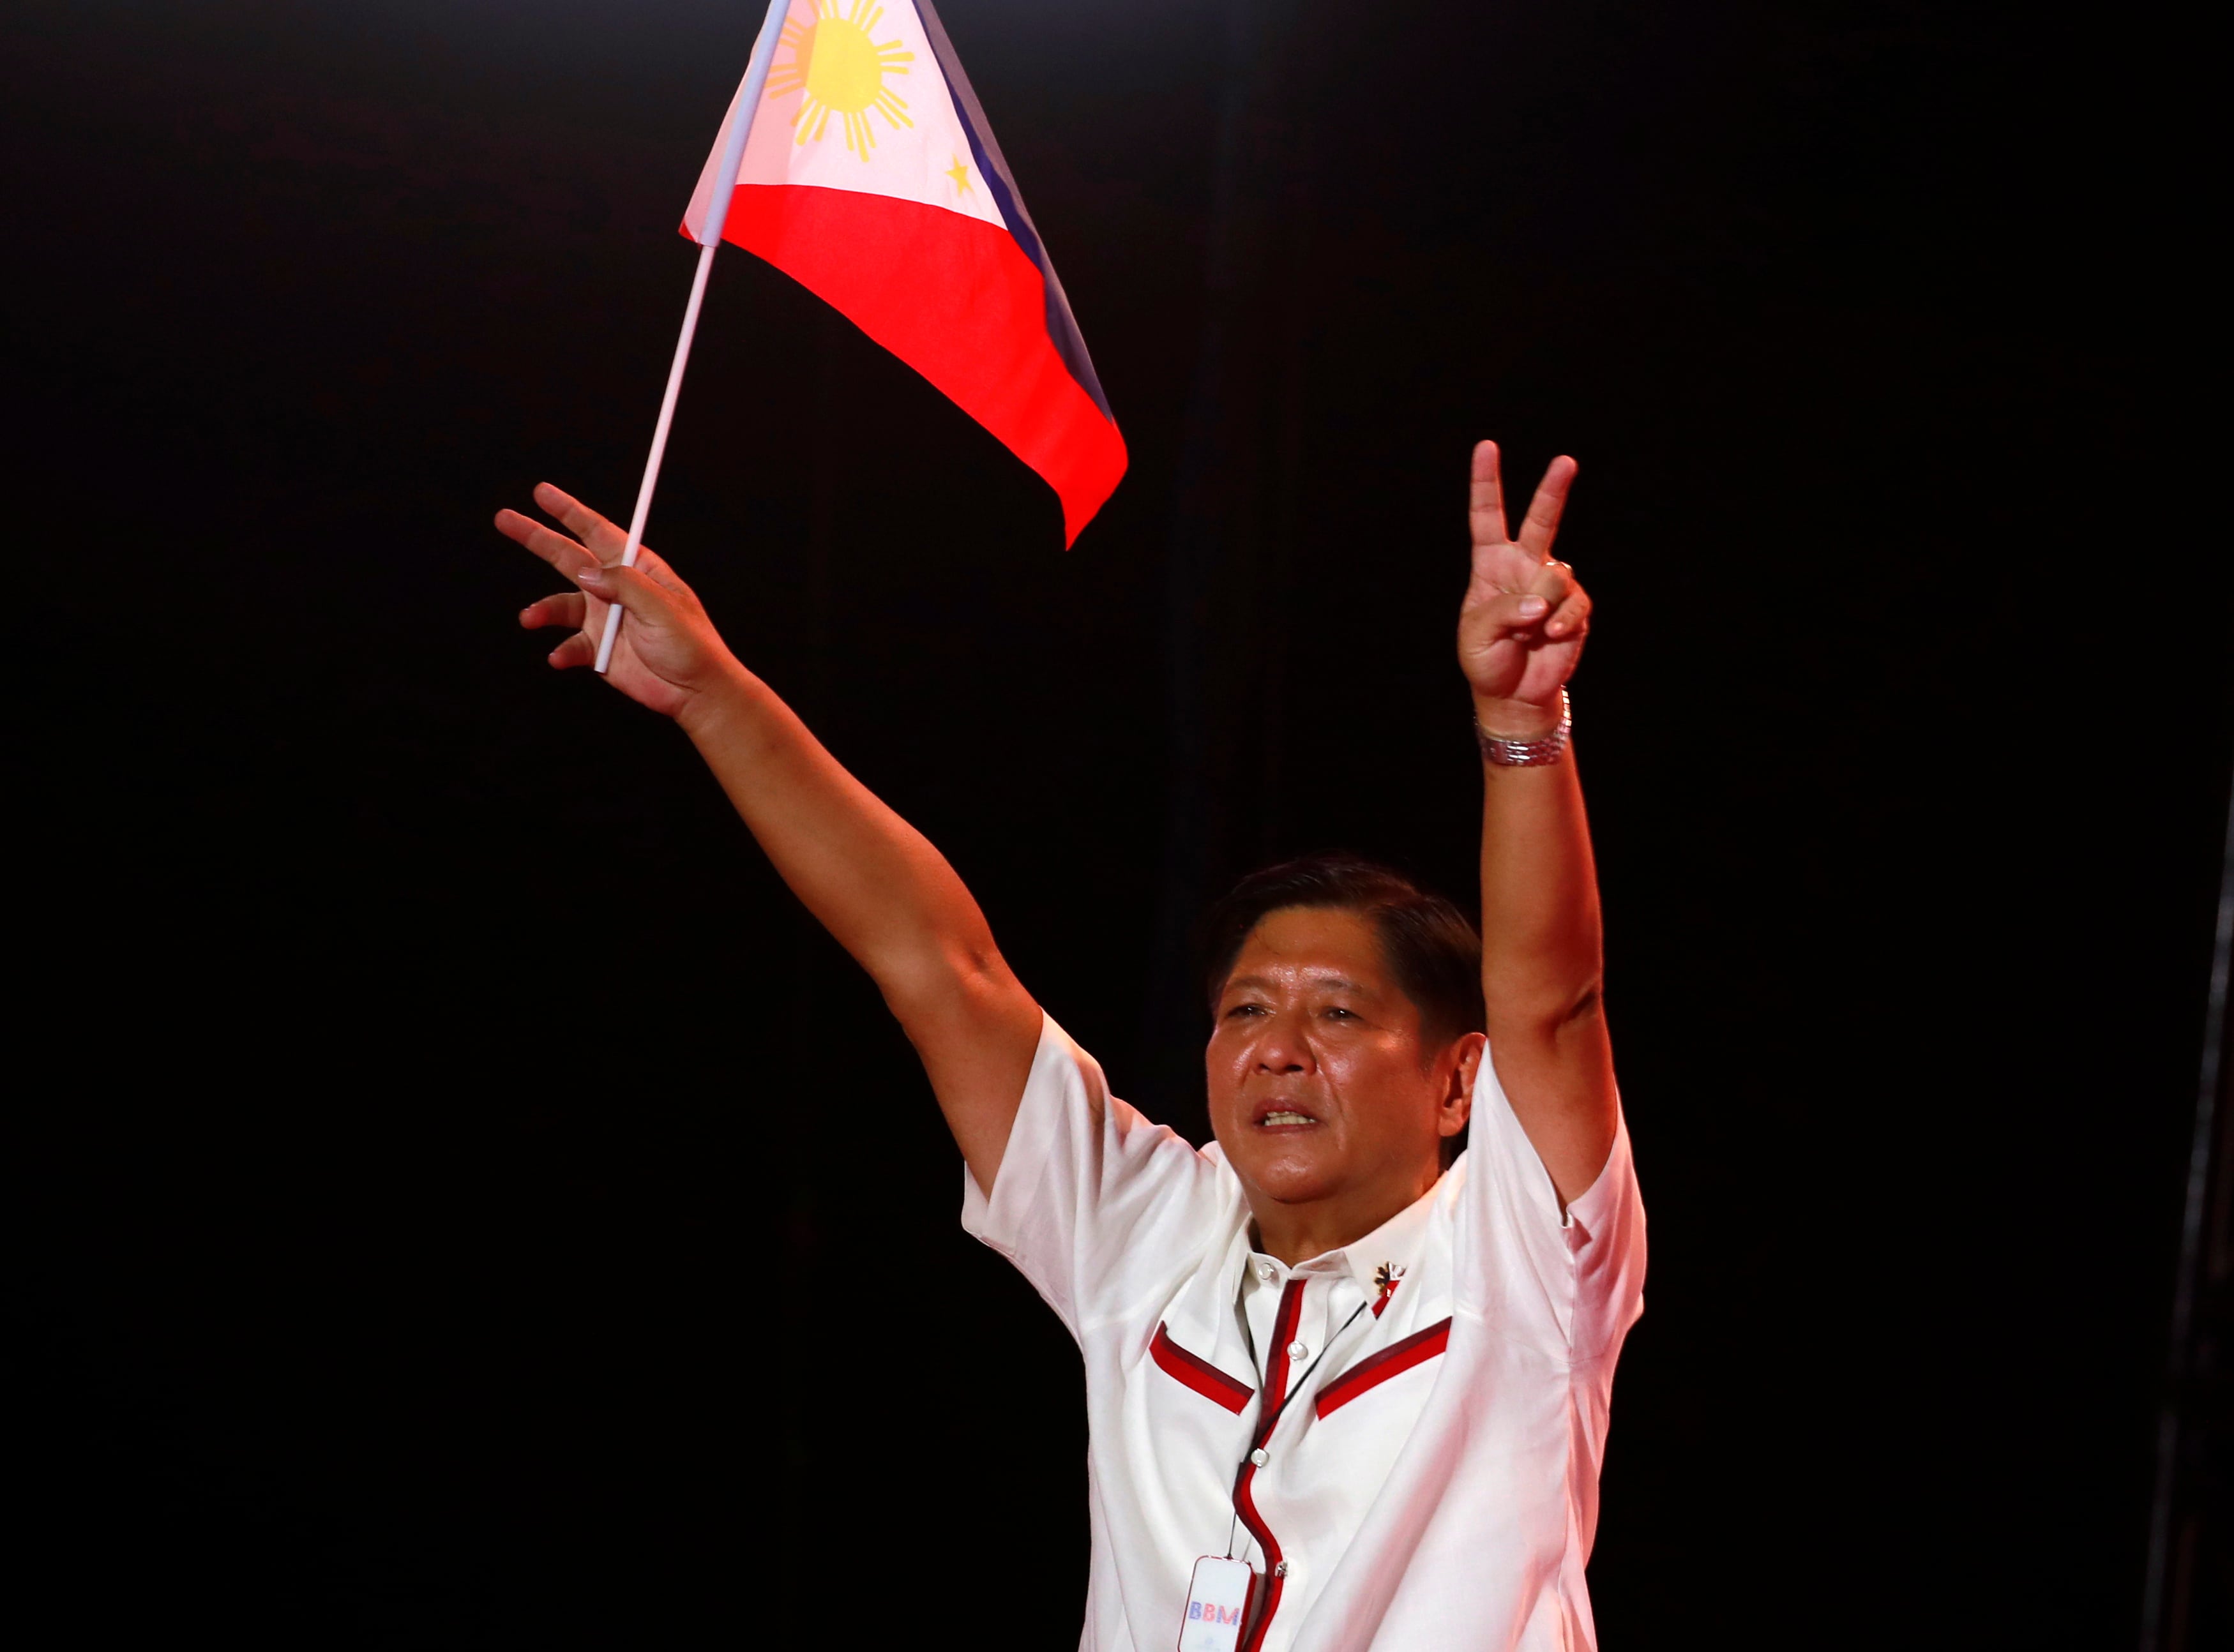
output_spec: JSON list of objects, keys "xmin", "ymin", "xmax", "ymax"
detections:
[{"xmin": 768, "ymin": 1, "xmax": 916, "ymax": 161}]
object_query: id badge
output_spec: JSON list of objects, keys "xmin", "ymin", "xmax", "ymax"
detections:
[{"xmin": 1177, "ymin": 1554, "xmax": 1257, "ymax": 1651}]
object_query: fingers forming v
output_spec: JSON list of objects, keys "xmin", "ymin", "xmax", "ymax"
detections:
[
  {"xmin": 495, "ymin": 507, "xmax": 597, "ymax": 578},
  {"xmin": 534, "ymin": 483, "xmax": 629, "ymax": 560},
  {"xmin": 1469, "ymin": 440, "xmax": 1509, "ymax": 547},
  {"xmin": 1515, "ymin": 457, "xmax": 1578, "ymax": 560}
]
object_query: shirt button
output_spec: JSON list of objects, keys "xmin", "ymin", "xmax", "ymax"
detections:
[
  {"xmin": 1257, "ymin": 1263, "xmax": 1276, "ymax": 1281},
  {"xmin": 1249, "ymin": 1447, "xmax": 1269, "ymax": 1467},
  {"xmin": 1274, "ymin": 1561, "xmax": 1290, "ymax": 1578},
  {"xmin": 1287, "ymin": 1339, "xmax": 1308, "ymax": 1361}
]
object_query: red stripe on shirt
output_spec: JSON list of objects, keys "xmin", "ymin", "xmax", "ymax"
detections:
[
  {"xmin": 1231, "ymin": 1278, "xmax": 1308, "ymax": 1651},
  {"xmin": 1149, "ymin": 1323, "xmax": 1253, "ymax": 1415},
  {"xmin": 1231, "ymin": 1455, "xmax": 1285, "ymax": 1652},
  {"xmin": 1255, "ymin": 1279, "xmax": 1306, "ymax": 1443},
  {"xmin": 1313, "ymin": 1318, "xmax": 1453, "ymax": 1418}
]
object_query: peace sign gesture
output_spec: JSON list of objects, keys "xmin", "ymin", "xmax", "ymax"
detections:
[
  {"xmin": 1456, "ymin": 442, "xmax": 1590, "ymax": 733},
  {"xmin": 495, "ymin": 483, "xmax": 739, "ymax": 721}
]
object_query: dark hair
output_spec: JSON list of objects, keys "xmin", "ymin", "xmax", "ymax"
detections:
[{"xmin": 1201, "ymin": 853, "xmax": 1486, "ymax": 1051}]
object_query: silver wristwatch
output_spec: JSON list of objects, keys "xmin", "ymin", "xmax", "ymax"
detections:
[{"xmin": 1475, "ymin": 687, "xmax": 1571, "ymax": 767}]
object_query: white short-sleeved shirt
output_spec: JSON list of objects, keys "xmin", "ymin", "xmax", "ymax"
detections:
[{"xmin": 962, "ymin": 1015, "xmax": 1646, "ymax": 1652}]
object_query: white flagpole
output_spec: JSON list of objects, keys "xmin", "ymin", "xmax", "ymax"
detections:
[{"xmin": 595, "ymin": 0, "xmax": 792, "ymax": 675}]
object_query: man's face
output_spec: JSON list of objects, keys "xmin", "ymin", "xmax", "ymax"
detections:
[{"xmin": 1206, "ymin": 906, "xmax": 1477, "ymax": 1217}]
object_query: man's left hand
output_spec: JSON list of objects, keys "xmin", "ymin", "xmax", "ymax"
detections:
[{"xmin": 1456, "ymin": 442, "xmax": 1589, "ymax": 735}]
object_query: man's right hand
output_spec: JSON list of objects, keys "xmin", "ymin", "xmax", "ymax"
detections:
[{"xmin": 496, "ymin": 483, "xmax": 739, "ymax": 721}]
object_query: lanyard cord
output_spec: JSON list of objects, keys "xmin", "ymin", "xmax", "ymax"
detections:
[{"xmin": 1225, "ymin": 1296, "xmax": 1372, "ymax": 1563}]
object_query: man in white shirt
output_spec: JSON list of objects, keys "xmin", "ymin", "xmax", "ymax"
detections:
[{"xmin": 495, "ymin": 440, "xmax": 1643, "ymax": 1651}]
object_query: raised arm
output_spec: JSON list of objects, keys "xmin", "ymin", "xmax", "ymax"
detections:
[
  {"xmin": 497, "ymin": 485, "xmax": 1042, "ymax": 1192},
  {"xmin": 1454, "ymin": 443, "xmax": 1619, "ymax": 1206}
]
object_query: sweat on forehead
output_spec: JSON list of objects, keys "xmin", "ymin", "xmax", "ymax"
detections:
[{"xmin": 1221, "ymin": 943, "xmax": 1380, "ymax": 1001}]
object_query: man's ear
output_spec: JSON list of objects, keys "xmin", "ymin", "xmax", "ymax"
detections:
[{"xmin": 1440, "ymin": 1032, "xmax": 1486, "ymax": 1138}]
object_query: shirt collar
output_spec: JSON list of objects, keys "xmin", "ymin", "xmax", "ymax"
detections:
[
  {"xmin": 1240, "ymin": 1175, "xmax": 1444, "ymax": 1296},
  {"xmin": 1335, "ymin": 1178, "xmax": 1440, "ymax": 1305}
]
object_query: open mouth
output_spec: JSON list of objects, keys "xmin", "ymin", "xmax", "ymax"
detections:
[{"xmin": 1256, "ymin": 1108, "xmax": 1319, "ymax": 1129}]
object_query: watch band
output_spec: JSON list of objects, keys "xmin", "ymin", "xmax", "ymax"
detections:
[{"xmin": 1475, "ymin": 687, "xmax": 1571, "ymax": 767}]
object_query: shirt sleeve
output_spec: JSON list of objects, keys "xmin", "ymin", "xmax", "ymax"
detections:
[
  {"xmin": 961, "ymin": 1012, "xmax": 1239, "ymax": 1339},
  {"xmin": 1453, "ymin": 1049, "xmax": 1646, "ymax": 1357}
]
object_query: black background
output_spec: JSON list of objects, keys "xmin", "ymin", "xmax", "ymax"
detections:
[{"xmin": 7, "ymin": 1, "xmax": 2224, "ymax": 1646}]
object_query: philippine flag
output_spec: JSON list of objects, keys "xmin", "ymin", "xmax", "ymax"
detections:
[{"xmin": 683, "ymin": 1, "xmax": 1128, "ymax": 545}]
